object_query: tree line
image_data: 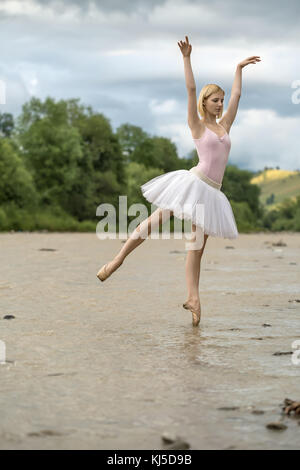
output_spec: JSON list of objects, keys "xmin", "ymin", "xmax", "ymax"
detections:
[{"xmin": 0, "ymin": 97, "xmax": 298, "ymax": 233}]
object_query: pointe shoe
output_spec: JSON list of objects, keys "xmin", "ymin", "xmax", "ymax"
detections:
[
  {"xmin": 182, "ymin": 302, "xmax": 201, "ymax": 326},
  {"xmin": 97, "ymin": 259, "xmax": 123, "ymax": 282},
  {"xmin": 97, "ymin": 263, "xmax": 110, "ymax": 282}
]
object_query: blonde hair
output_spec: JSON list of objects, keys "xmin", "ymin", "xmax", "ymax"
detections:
[{"xmin": 197, "ymin": 84, "xmax": 225, "ymax": 119}]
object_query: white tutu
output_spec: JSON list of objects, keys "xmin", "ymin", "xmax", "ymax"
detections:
[{"xmin": 140, "ymin": 166, "xmax": 239, "ymax": 239}]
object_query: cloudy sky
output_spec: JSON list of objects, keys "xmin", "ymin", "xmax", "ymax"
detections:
[{"xmin": 1, "ymin": 0, "xmax": 300, "ymax": 171}]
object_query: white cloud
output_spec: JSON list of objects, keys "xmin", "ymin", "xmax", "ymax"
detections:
[
  {"xmin": 0, "ymin": 0, "xmax": 299, "ymax": 172},
  {"xmin": 15, "ymin": 64, "xmax": 40, "ymax": 96},
  {"xmin": 103, "ymin": 49, "xmax": 136, "ymax": 57},
  {"xmin": 156, "ymin": 121, "xmax": 194, "ymax": 158},
  {"xmin": 229, "ymin": 109, "xmax": 300, "ymax": 170},
  {"xmin": 0, "ymin": 0, "xmax": 42, "ymax": 15},
  {"xmin": 149, "ymin": 98, "xmax": 178, "ymax": 115},
  {"xmin": 156, "ymin": 108, "xmax": 300, "ymax": 172},
  {"xmin": 0, "ymin": 0, "xmax": 82, "ymax": 21}
]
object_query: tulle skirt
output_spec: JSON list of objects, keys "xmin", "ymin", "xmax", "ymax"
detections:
[{"xmin": 140, "ymin": 166, "xmax": 239, "ymax": 239}]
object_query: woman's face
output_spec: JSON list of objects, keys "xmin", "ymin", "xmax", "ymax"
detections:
[{"xmin": 204, "ymin": 92, "xmax": 224, "ymax": 117}]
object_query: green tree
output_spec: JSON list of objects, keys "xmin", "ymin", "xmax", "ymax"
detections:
[
  {"xmin": 222, "ymin": 165, "xmax": 263, "ymax": 219},
  {"xmin": 0, "ymin": 113, "xmax": 14, "ymax": 137},
  {"xmin": 14, "ymin": 97, "xmax": 127, "ymax": 220},
  {"xmin": 0, "ymin": 138, "xmax": 38, "ymax": 230},
  {"xmin": 266, "ymin": 193, "xmax": 275, "ymax": 205},
  {"xmin": 182, "ymin": 149, "xmax": 199, "ymax": 170},
  {"xmin": 125, "ymin": 161, "xmax": 164, "ymax": 207},
  {"xmin": 0, "ymin": 138, "xmax": 37, "ymax": 208},
  {"xmin": 262, "ymin": 195, "xmax": 300, "ymax": 232},
  {"xmin": 16, "ymin": 113, "xmax": 83, "ymax": 212},
  {"xmin": 131, "ymin": 136, "xmax": 181, "ymax": 172},
  {"xmin": 116, "ymin": 124, "xmax": 182, "ymax": 172},
  {"xmin": 116, "ymin": 123, "xmax": 149, "ymax": 162}
]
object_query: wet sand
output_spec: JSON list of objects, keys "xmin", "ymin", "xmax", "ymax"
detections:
[{"xmin": 0, "ymin": 231, "xmax": 299, "ymax": 450}]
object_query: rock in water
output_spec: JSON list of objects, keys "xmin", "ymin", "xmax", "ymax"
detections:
[{"xmin": 266, "ymin": 422, "xmax": 287, "ymax": 431}]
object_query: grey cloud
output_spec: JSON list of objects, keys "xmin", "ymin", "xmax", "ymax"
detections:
[
  {"xmin": 1, "ymin": 0, "xmax": 299, "ymax": 170},
  {"xmin": 32, "ymin": 0, "xmax": 300, "ymax": 36},
  {"xmin": 2, "ymin": 0, "xmax": 300, "ymax": 45},
  {"xmin": 16, "ymin": 0, "xmax": 300, "ymax": 40},
  {"xmin": 187, "ymin": 0, "xmax": 300, "ymax": 24},
  {"xmin": 106, "ymin": 77, "xmax": 300, "ymax": 118},
  {"xmin": 34, "ymin": 0, "xmax": 167, "ymax": 14},
  {"xmin": 34, "ymin": 0, "xmax": 300, "ymax": 19}
]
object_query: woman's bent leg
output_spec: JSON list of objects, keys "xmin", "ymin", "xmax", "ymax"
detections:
[
  {"xmin": 97, "ymin": 208, "xmax": 173, "ymax": 280},
  {"xmin": 116, "ymin": 207, "xmax": 173, "ymax": 262}
]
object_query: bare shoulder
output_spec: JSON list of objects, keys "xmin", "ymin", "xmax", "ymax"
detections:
[
  {"xmin": 189, "ymin": 118, "xmax": 205, "ymax": 139},
  {"xmin": 218, "ymin": 117, "xmax": 231, "ymax": 134}
]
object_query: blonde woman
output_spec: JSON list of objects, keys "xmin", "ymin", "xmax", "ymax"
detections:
[{"xmin": 97, "ymin": 36, "xmax": 261, "ymax": 326}]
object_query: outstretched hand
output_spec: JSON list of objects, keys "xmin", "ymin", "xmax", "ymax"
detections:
[
  {"xmin": 238, "ymin": 56, "xmax": 261, "ymax": 69},
  {"xmin": 178, "ymin": 36, "xmax": 192, "ymax": 57}
]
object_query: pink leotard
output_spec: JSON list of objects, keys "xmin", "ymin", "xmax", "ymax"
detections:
[{"xmin": 193, "ymin": 125, "xmax": 231, "ymax": 184}]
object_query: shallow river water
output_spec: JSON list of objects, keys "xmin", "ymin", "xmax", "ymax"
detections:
[{"xmin": 0, "ymin": 231, "xmax": 299, "ymax": 449}]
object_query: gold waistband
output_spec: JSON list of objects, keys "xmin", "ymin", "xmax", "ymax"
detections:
[{"xmin": 189, "ymin": 167, "xmax": 222, "ymax": 190}]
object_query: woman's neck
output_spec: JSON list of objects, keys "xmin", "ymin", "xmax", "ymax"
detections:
[{"xmin": 203, "ymin": 118, "xmax": 217, "ymax": 126}]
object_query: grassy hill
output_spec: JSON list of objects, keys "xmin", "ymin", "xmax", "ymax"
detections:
[{"xmin": 250, "ymin": 169, "xmax": 300, "ymax": 211}]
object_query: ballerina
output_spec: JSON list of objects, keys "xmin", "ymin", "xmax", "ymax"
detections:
[{"xmin": 97, "ymin": 35, "xmax": 261, "ymax": 327}]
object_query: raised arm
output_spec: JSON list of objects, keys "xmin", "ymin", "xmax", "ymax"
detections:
[
  {"xmin": 220, "ymin": 56, "xmax": 261, "ymax": 131},
  {"xmin": 178, "ymin": 36, "xmax": 203, "ymax": 131}
]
